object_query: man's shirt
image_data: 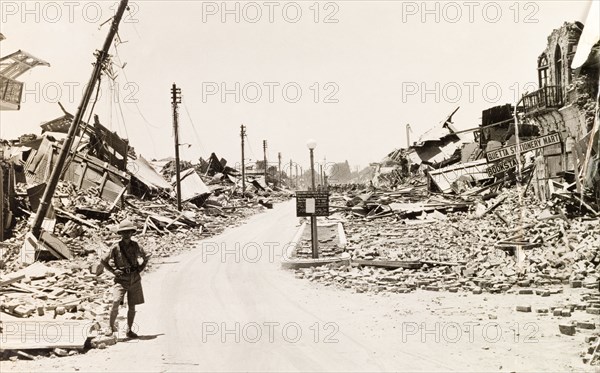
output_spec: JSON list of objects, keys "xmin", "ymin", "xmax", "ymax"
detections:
[{"xmin": 102, "ymin": 240, "xmax": 148, "ymax": 270}]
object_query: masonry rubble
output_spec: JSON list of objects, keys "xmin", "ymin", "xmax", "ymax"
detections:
[
  {"xmin": 0, "ymin": 117, "xmax": 292, "ymax": 359},
  {"xmin": 294, "ymin": 179, "xmax": 600, "ymax": 364}
]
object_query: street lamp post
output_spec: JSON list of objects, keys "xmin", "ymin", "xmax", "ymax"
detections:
[{"xmin": 307, "ymin": 139, "xmax": 319, "ymax": 259}]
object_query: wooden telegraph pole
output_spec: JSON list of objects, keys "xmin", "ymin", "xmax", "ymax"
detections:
[
  {"xmin": 240, "ymin": 125, "xmax": 246, "ymax": 194},
  {"xmin": 171, "ymin": 83, "xmax": 182, "ymax": 211},
  {"xmin": 278, "ymin": 152, "xmax": 282, "ymax": 187},
  {"xmin": 31, "ymin": 0, "xmax": 130, "ymax": 238},
  {"xmin": 263, "ymin": 140, "xmax": 267, "ymax": 185}
]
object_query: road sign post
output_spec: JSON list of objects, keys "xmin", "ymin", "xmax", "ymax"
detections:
[{"xmin": 296, "ymin": 191, "xmax": 330, "ymax": 259}]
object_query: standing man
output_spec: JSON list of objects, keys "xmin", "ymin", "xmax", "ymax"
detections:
[{"xmin": 101, "ymin": 219, "xmax": 150, "ymax": 338}]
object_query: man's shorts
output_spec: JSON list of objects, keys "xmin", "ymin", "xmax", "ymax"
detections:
[{"xmin": 112, "ymin": 272, "xmax": 145, "ymax": 306}]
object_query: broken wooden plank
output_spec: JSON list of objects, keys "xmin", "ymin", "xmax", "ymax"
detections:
[
  {"xmin": 54, "ymin": 207, "xmax": 100, "ymax": 229},
  {"xmin": 108, "ymin": 185, "xmax": 127, "ymax": 212},
  {"xmin": 493, "ymin": 210, "xmax": 510, "ymax": 225},
  {"xmin": 0, "ymin": 275, "xmax": 25, "ymax": 287},
  {"xmin": 39, "ymin": 231, "xmax": 73, "ymax": 260},
  {"xmin": 477, "ymin": 195, "xmax": 507, "ymax": 218},
  {"xmin": 421, "ymin": 260, "xmax": 464, "ymax": 266},
  {"xmin": 352, "ymin": 259, "xmax": 422, "ymax": 269}
]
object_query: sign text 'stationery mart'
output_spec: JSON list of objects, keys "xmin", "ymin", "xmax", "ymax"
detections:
[{"xmin": 485, "ymin": 132, "xmax": 561, "ymax": 162}]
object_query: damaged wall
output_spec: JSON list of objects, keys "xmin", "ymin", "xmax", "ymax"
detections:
[
  {"xmin": 24, "ymin": 134, "xmax": 129, "ymax": 204},
  {"xmin": 522, "ymin": 21, "xmax": 597, "ymax": 200},
  {"xmin": 537, "ymin": 22, "xmax": 583, "ymax": 97}
]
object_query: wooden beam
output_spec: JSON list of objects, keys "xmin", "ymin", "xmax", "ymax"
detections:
[
  {"xmin": 98, "ymin": 171, "xmax": 108, "ymax": 196},
  {"xmin": 77, "ymin": 161, "xmax": 88, "ymax": 189},
  {"xmin": 0, "ymin": 165, "xmax": 4, "ymax": 242},
  {"xmin": 0, "ymin": 274, "xmax": 25, "ymax": 287},
  {"xmin": 54, "ymin": 207, "xmax": 99, "ymax": 229},
  {"xmin": 352, "ymin": 259, "xmax": 422, "ymax": 269},
  {"xmin": 108, "ymin": 186, "xmax": 127, "ymax": 212}
]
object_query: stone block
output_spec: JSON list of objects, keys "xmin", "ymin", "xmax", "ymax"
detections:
[
  {"xmin": 558, "ymin": 324, "xmax": 576, "ymax": 336},
  {"xmin": 90, "ymin": 335, "xmax": 117, "ymax": 348},
  {"xmin": 576, "ymin": 321, "xmax": 596, "ymax": 330}
]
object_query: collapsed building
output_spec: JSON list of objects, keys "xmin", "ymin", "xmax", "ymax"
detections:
[
  {"xmin": 0, "ymin": 33, "xmax": 50, "ymax": 111},
  {"xmin": 375, "ymin": 21, "xmax": 599, "ymax": 211},
  {"xmin": 0, "ymin": 33, "xmax": 50, "ymax": 241}
]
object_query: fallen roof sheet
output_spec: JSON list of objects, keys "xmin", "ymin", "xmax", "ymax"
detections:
[
  {"xmin": 0, "ymin": 50, "xmax": 50, "ymax": 80},
  {"xmin": 175, "ymin": 168, "xmax": 210, "ymax": 201},
  {"xmin": 131, "ymin": 155, "xmax": 172, "ymax": 190},
  {"xmin": 428, "ymin": 158, "xmax": 489, "ymax": 193}
]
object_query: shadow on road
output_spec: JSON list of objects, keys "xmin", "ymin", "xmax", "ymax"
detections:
[{"xmin": 118, "ymin": 333, "xmax": 165, "ymax": 342}]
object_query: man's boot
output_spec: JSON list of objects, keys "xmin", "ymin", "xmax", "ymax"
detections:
[{"xmin": 126, "ymin": 307, "xmax": 138, "ymax": 338}]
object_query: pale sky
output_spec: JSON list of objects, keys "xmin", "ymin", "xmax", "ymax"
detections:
[{"xmin": 0, "ymin": 0, "xmax": 594, "ymax": 173}]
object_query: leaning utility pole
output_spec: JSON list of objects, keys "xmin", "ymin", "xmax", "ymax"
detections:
[
  {"xmin": 295, "ymin": 164, "xmax": 299, "ymax": 189},
  {"xmin": 278, "ymin": 152, "xmax": 282, "ymax": 186},
  {"xmin": 171, "ymin": 83, "xmax": 182, "ymax": 211},
  {"xmin": 263, "ymin": 140, "xmax": 267, "ymax": 184},
  {"xmin": 31, "ymin": 0, "xmax": 129, "ymax": 238},
  {"xmin": 320, "ymin": 164, "xmax": 324, "ymax": 188},
  {"xmin": 289, "ymin": 159, "xmax": 292, "ymax": 188},
  {"xmin": 240, "ymin": 125, "xmax": 246, "ymax": 194}
]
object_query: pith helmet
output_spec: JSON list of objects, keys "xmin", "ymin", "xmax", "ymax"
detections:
[{"xmin": 116, "ymin": 219, "xmax": 137, "ymax": 233}]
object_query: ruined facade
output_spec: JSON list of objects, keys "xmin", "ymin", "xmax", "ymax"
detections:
[
  {"xmin": 521, "ymin": 21, "xmax": 599, "ymax": 199},
  {"xmin": 0, "ymin": 33, "xmax": 50, "ymax": 111}
]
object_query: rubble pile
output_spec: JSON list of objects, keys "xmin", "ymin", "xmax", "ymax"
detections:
[
  {"xmin": 0, "ymin": 156, "xmax": 291, "ymax": 359},
  {"xmin": 295, "ymin": 188, "xmax": 600, "ymax": 295},
  {"xmin": 160, "ymin": 159, "xmax": 194, "ymax": 180},
  {"xmin": 294, "ymin": 185, "xmax": 600, "ymax": 365},
  {"xmin": 295, "ymin": 224, "xmax": 341, "ymax": 259},
  {"xmin": 0, "ymin": 162, "xmax": 292, "ymax": 333}
]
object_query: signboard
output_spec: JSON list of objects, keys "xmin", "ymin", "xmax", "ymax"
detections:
[
  {"xmin": 486, "ymin": 156, "xmax": 526, "ymax": 176},
  {"xmin": 485, "ymin": 132, "xmax": 561, "ymax": 162},
  {"xmin": 296, "ymin": 191, "xmax": 329, "ymax": 217}
]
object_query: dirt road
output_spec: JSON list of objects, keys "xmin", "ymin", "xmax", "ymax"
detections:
[{"xmin": 3, "ymin": 201, "xmax": 595, "ymax": 372}]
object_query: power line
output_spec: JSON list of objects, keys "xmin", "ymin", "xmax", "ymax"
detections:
[
  {"xmin": 112, "ymin": 44, "xmax": 162, "ymax": 129},
  {"xmin": 111, "ymin": 43, "xmax": 158, "ymax": 158},
  {"xmin": 181, "ymin": 97, "xmax": 206, "ymax": 156},
  {"xmin": 245, "ymin": 132, "xmax": 256, "ymax": 161}
]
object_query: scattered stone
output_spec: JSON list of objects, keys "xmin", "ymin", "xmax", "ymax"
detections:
[
  {"xmin": 559, "ymin": 324, "xmax": 576, "ymax": 336},
  {"xmin": 576, "ymin": 321, "xmax": 596, "ymax": 330},
  {"xmin": 90, "ymin": 335, "xmax": 117, "ymax": 348},
  {"xmin": 53, "ymin": 348, "xmax": 68, "ymax": 357},
  {"xmin": 553, "ymin": 308, "xmax": 564, "ymax": 316},
  {"xmin": 16, "ymin": 351, "xmax": 35, "ymax": 360},
  {"xmin": 570, "ymin": 280, "xmax": 583, "ymax": 288}
]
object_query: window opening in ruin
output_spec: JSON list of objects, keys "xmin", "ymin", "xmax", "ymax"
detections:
[
  {"xmin": 554, "ymin": 45, "xmax": 563, "ymax": 87},
  {"xmin": 538, "ymin": 54, "xmax": 549, "ymax": 88}
]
